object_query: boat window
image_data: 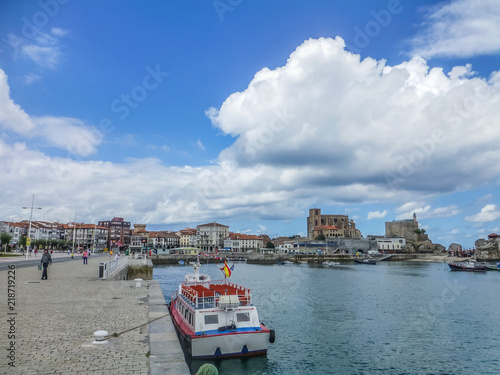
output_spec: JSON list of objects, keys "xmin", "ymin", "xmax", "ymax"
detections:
[
  {"xmin": 236, "ymin": 313, "xmax": 250, "ymax": 322},
  {"xmin": 204, "ymin": 314, "xmax": 219, "ymax": 325}
]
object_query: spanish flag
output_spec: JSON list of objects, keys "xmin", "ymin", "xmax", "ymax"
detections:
[{"xmin": 222, "ymin": 259, "xmax": 231, "ymax": 277}]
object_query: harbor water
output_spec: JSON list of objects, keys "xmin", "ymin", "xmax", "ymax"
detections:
[{"xmin": 154, "ymin": 261, "xmax": 500, "ymax": 374}]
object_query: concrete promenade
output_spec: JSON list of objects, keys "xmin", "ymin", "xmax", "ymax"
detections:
[{"xmin": 0, "ymin": 254, "xmax": 190, "ymax": 374}]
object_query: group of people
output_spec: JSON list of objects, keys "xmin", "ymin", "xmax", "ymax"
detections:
[{"xmin": 66, "ymin": 249, "xmax": 90, "ymax": 263}]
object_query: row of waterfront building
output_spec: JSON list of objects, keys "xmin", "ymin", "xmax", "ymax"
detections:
[
  {"xmin": 0, "ymin": 208, "xmax": 429, "ymax": 254},
  {"xmin": 0, "ymin": 217, "xmax": 265, "ymax": 252}
]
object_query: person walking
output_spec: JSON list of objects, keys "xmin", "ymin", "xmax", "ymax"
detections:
[
  {"xmin": 40, "ymin": 249, "xmax": 52, "ymax": 280},
  {"xmin": 83, "ymin": 249, "xmax": 88, "ymax": 265}
]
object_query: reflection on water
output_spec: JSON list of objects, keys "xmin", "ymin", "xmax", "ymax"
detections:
[{"xmin": 154, "ymin": 261, "xmax": 500, "ymax": 374}]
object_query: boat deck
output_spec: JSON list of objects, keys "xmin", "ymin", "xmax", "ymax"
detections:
[{"xmin": 180, "ymin": 281, "xmax": 252, "ymax": 309}]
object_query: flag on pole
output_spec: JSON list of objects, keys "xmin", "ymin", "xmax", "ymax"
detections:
[{"xmin": 220, "ymin": 259, "xmax": 231, "ymax": 277}]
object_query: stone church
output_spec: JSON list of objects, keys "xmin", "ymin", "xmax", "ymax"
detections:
[{"xmin": 307, "ymin": 208, "xmax": 361, "ymax": 239}]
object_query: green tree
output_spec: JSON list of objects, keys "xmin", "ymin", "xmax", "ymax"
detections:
[
  {"xmin": 316, "ymin": 234, "xmax": 326, "ymax": 241},
  {"xmin": 266, "ymin": 241, "xmax": 275, "ymax": 249},
  {"xmin": 1, "ymin": 232, "xmax": 13, "ymax": 252}
]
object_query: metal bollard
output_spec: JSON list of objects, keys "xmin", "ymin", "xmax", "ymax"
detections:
[
  {"xmin": 99, "ymin": 263, "xmax": 104, "ymax": 278},
  {"xmin": 93, "ymin": 330, "xmax": 109, "ymax": 344}
]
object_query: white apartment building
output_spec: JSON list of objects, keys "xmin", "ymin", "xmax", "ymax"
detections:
[
  {"xmin": 196, "ymin": 222, "xmax": 229, "ymax": 251},
  {"xmin": 376, "ymin": 237, "xmax": 406, "ymax": 252},
  {"xmin": 274, "ymin": 241, "xmax": 295, "ymax": 253},
  {"xmin": 224, "ymin": 233, "xmax": 264, "ymax": 252}
]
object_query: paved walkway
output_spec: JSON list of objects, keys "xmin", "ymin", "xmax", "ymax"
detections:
[
  {"xmin": 0, "ymin": 255, "xmax": 151, "ymax": 374},
  {"xmin": 0, "ymin": 251, "xmax": 78, "ymax": 262}
]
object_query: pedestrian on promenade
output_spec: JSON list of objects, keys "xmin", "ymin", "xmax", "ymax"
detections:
[
  {"xmin": 83, "ymin": 249, "xmax": 88, "ymax": 265},
  {"xmin": 196, "ymin": 363, "xmax": 218, "ymax": 375},
  {"xmin": 40, "ymin": 249, "xmax": 52, "ymax": 280},
  {"xmin": 114, "ymin": 252, "xmax": 119, "ymax": 261},
  {"xmin": 35, "ymin": 248, "xmax": 37, "ymax": 257}
]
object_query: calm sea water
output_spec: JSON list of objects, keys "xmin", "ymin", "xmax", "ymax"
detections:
[{"xmin": 154, "ymin": 261, "xmax": 500, "ymax": 375}]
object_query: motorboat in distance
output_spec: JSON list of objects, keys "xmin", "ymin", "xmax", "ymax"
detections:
[{"xmin": 447, "ymin": 259, "xmax": 487, "ymax": 272}]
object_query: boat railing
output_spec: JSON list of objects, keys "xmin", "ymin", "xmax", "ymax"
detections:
[{"xmin": 179, "ymin": 282, "xmax": 253, "ymax": 309}]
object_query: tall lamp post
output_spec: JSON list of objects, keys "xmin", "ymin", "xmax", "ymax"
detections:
[
  {"xmin": 22, "ymin": 194, "xmax": 42, "ymax": 260},
  {"xmin": 92, "ymin": 224, "xmax": 96, "ymax": 254}
]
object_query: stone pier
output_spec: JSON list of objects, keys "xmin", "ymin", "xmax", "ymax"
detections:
[{"xmin": 0, "ymin": 254, "xmax": 189, "ymax": 374}]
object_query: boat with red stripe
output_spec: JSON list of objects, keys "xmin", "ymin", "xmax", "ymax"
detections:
[{"xmin": 169, "ymin": 258, "xmax": 275, "ymax": 359}]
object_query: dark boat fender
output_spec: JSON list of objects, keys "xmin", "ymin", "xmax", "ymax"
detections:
[{"xmin": 269, "ymin": 329, "xmax": 276, "ymax": 343}]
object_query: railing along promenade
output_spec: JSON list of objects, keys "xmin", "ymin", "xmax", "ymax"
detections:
[{"xmin": 99, "ymin": 256, "xmax": 129, "ymax": 279}]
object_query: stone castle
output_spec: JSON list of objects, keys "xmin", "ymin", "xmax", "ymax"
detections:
[{"xmin": 385, "ymin": 213, "xmax": 428, "ymax": 242}]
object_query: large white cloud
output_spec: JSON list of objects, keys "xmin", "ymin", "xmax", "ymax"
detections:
[
  {"xmin": 409, "ymin": 0, "xmax": 500, "ymax": 59},
  {"xmin": 208, "ymin": 37, "xmax": 500, "ymax": 197}
]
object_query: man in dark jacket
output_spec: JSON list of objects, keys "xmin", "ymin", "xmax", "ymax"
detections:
[{"xmin": 40, "ymin": 249, "xmax": 52, "ymax": 280}]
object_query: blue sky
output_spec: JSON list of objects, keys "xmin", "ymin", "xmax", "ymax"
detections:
[{"xmin": 2, "ymin": 0, "xmax": 500, "ymax": 249}]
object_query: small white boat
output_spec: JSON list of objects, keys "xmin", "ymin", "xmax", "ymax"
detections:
[
  {"xmin": 169, "ymin": 260, "xmax": 275, "ymax": 359},
  {"xmin": 283, "ymin": 260, "xmax": 294, "ymax": 264},
  {"xmin": 322, "ymin": 260, "xmax": 340, "ymax": 266}
]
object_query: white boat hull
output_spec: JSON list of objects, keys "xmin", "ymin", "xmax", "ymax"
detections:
[{"xmin": 191, "ymin": 331, "xmax": 270, "ymax": 358}]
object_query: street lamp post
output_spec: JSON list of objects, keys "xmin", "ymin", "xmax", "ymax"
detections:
[
  {"xmin": 22, "ymin": 194, "xmax": 42, "ymax": 260},
  {"xmin": 92, "ymin": 224, "xmax": 96, "ymax": 254},
  {"xmin": 72, "ymin": 223, "xmax": 76, "ymax": 255}
]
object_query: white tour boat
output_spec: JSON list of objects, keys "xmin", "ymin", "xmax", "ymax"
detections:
[{"xmin": 169, "ymin": 260, "xmax": 275, "ymax": 359}]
